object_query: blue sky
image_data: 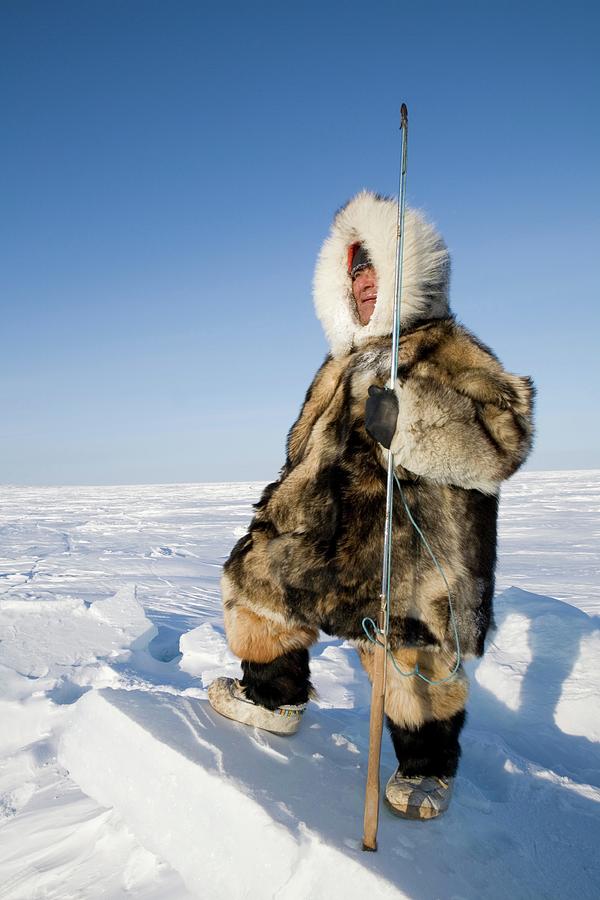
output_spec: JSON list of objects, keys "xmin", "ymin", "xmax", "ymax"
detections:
[{"xmin": 2, "ymin": 0, "xmax": 598, "ymax": 484}]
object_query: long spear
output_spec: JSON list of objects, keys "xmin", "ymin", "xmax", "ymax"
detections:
[{"xmin": 362, "ymin": 103, "xmax": 409, "ymax": 852}]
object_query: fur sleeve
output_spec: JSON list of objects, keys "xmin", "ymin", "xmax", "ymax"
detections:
[{"xmin": 390, "ymin": 346, "xmax": 535, "ymax": 494}]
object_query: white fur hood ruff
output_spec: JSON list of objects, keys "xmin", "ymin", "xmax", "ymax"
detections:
[{"xmin": 313, "ymin": 191, "xmax": 450, "ymax": 358}]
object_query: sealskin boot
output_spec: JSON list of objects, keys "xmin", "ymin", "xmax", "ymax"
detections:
[
  {"xmin": 207, "ymin": 677, "xmax": 307, "ymax": 736},
  {"xmin": 385, "ymin": 769, "xmax": 454, "ymax": 820}
]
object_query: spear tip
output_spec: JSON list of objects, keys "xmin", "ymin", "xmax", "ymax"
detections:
[{"xmin": 400, "ymin": 103, "xmax": 408, "ymax": 127}]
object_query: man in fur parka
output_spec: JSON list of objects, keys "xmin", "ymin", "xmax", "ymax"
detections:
[{"xmin": 208, "ymin": 190, "xmax": 534, "ymax": 819}]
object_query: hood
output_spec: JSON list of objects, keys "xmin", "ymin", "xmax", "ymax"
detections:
[{"xmin": 313, "ymin": 190, "xmax": 450, "ymax": 358}]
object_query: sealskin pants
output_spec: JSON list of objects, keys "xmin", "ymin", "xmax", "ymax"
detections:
[{"xmin": 239, "ymin": 639, "xmax": 467, "ymax": 778}]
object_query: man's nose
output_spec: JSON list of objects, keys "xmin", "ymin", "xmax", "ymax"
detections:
[{"xmin": 362, "ymin": 272, "xmax": 375, "ymax": 289}]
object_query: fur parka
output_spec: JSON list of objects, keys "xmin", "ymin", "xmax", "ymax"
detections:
[{"xmin": 222, "ymin": 192, "xmax": 534, "ymax": 666}]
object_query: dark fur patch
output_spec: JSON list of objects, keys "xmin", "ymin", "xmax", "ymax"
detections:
[
  {"xmin": 241, "ymin": 649, "xmax": 312, "ymax": 709},
  {"xmin": 387, "ymin": 710, "xmax": 466, "ymax": 777},
  {"xmin": 392, "ymin": 617, "xmax": 441, "ymax": 649}
]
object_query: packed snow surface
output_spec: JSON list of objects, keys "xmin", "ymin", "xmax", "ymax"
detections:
[{"xmin": 0, "ymin": 470, "xmax": 599, "ymax": 898}]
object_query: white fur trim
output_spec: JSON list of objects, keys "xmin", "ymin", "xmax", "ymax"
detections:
[{"xmin": 313, "ymin": 191, "xmax": 450, "ymax": 358}]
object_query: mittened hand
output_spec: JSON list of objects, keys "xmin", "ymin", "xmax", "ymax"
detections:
[{"xmin": 365, "ymin": 385, "xmax": 399, "ymax": 449}]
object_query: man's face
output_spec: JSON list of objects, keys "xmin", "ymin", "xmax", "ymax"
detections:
[{"xmin": 352, "ymin": 266, "xmax": 378, "ymax": 325}]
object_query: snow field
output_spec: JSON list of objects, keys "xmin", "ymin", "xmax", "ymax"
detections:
[{"xmin": 0, "ymin": 473, "xmax": 599, "ymax": 898}]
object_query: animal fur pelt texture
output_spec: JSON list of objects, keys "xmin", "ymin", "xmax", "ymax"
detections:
[{"xmin": 222, "ymin": 192, "xmax": 534, "ymax": 673}]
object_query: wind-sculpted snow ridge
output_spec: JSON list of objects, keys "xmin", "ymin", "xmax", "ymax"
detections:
[
  {"xmin": 0, "ymin": 583, "xmax": 192, "ymax": 898},
  {"xmin": 58, "ymin": 689, "xmax": 403, "ymax": 899},
  {"xmin": 0, "ymin": 473, "xmax": 599, "ymax": 898}
]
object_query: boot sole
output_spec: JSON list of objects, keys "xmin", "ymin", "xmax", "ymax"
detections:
[
  {"xmin": 384, "ymin": 794, "xmax": 447, "ymax": 820},
  {"xmin": 210, "ymin": 702, "xmax": 298, "ymax": 736},
  {"xmin": 207, "ymin": 678, "xmax": 304, "ymax": 736}
]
